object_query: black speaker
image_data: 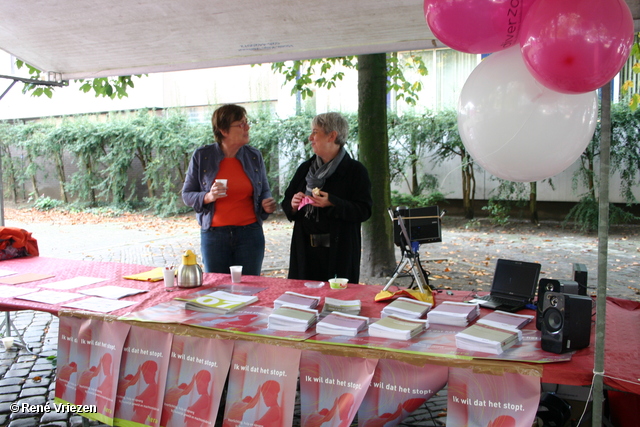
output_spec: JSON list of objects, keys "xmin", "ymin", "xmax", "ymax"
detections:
[
  {"xmin": 541, "ymin": 292, "xmax": 592, "ymax": 354},
  {"xmin": 536, "ymin": 279, "xmax": 580, "ymax": 330},
  {"xmin": 572, "ymin": 263, "xmax": 588, "ymax": 296}
]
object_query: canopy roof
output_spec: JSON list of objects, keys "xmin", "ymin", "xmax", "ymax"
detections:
[{"xmin": 0, "ymin": 0, "xmax": 447, "ymax": 81}]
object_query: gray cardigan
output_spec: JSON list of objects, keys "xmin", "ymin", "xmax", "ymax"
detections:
[{"xmin": 182, "ymin": 143, "xmax": 272, "ymax": 230}]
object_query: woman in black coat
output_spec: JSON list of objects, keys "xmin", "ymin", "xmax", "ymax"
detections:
[{"xmin": 281, "ymin": 112, "xmax": 372, "ymax": 284}]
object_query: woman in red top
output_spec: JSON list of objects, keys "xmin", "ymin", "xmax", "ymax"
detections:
[{"xmin": 182, "ymin": 104, "xmax": 276, "ymax": 275}]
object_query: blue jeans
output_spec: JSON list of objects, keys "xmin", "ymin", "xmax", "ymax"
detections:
[{"xmin": 200, "ymin": 222, "xmax": 265, "ymax": 275}]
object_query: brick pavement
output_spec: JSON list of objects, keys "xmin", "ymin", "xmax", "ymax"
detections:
[{"xmin": 1, "ymin": 214, "xmax": 638, "ymax": 426}]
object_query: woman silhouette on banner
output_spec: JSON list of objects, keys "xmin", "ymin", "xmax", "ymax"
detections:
[
  {"xmin": 95, "ymin": 353, "xmax": 114, "ymax": 414},
  {"xmin": 56, "ymin": 362, "xmax": 77, "ymax": 399},
  {"xmin": 254, "ymin": 380, "xmax": 282, "ymax": 427},
  {"xmin": 117, "ymin": 360, "xmax": 160, "ymax": 424},
  {"xmin": 185, "ymin": 370, "xmax": 213, "ymax": 427}
]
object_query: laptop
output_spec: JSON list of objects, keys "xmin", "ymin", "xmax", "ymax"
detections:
[{"xmin": 470, "ymin": 259, "xmax": 541, "ymax": 313}]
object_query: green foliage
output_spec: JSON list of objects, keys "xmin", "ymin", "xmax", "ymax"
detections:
[
  {"xmin": 32, "ymin": 196, "xmax": 65, "ymax": 211},
  {"xmin": 391, "ymin": 191, "xmax": 446, "ymax": 209},
  {"xmin": 482, "ymin": 199, "xmax": 512, "ymax": 226},
  {"xmin": 270, "ymin": 53, "xmax": 428, "ymax": 106},
  {"xmin": 563, "ymin": 196, "xmax": 639, "ymax": 231},
  {"xmin": 15, "ymin": 59, "xmax": 144, "ymax": 99}
]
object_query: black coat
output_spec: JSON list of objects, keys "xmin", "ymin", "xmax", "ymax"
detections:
[{"xmin": 281, "ymin": 152, "xmax": 372, "ymax": 283}]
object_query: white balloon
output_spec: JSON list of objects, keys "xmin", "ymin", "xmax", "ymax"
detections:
[{"xmin": 457, "ymin": 46, "xmax": 598, "ymax": 182}]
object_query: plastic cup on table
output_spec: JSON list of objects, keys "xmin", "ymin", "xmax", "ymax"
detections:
[
  {"xmin": 230, "ymin": 265, "xmax": 242, "ymax": 283},
  {"xmin": 163, "ymin": 267, "xmax": 175, "ymax": 290}
]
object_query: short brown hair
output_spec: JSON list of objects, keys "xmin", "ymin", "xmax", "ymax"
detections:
[{"xmin": 211, "ymin": 104, "xmax": 247, "ymax": 144}]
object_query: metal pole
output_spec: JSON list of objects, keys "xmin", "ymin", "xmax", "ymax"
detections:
[{"xmin": 592, "ymin": 80, "xmax": 611, "ymax": 426}]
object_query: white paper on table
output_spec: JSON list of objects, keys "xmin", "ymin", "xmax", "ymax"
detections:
[
  {"xmin": 0, "ymin": 285, "xmax": 38, "ymax": 298},
  {"xmin": 39, "ymin": 276, "xmax": 108, "ymax": 290},
  {"xmin": 15, "ymin": 290, "xmax": 84, "ymax": 305},
  {"xmin": 0, "ymin": 269, "xmax": 17, "ymax": 277},
  {"xmin": 78, "ymin": 285, "xmax": 148, "ymax": 300},
  {"xmin": 62, "ymin": 296, "xmax": 136, "ymax": 313}
]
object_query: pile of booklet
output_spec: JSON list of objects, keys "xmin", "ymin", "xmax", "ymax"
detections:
[
  {"xmin": 273, "ymin": 291, "xmax": 321, "ymax": 310},
  {"xmin": 476, "ymin": 310, "xmax": 533, "ymax": 330},
  {"xmin": 321, "ymin": 297, "xmax": 362, "ymax": 316},
  {"xmin": 177, "ymin": 290, "xmax": 258, "ymax": 314},
  {"xmin": 267, "ymin": 305, "xmax": 318, "ymax": 332},
  {"xmin": 454, "ymin": 323, "xmax": 522, "ymax": 355},
  {"xmin": 454, "ymin": 310, "xmax": 532, "ymax": 355},
  {"xmin": 315, "ymin": 312, "xmax": 369, "ymax": 336},
  {"xmin": 381, "ymin": 297, "xmax": 432, "ymax": 319},
  {"xmin": 426, "ymin": 301, "xmax": 480, "ymax": 326},
  {"xmin": 368, "ymin": 315, "xmax": 429, "ymax": 340}
]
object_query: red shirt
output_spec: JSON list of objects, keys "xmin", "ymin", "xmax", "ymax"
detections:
[{"xmin": 212, "ymin": 158, "xmax": 256, "ymax": 227}]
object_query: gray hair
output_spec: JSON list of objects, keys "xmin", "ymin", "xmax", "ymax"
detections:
[{"xmin": 312, "ymin": 112, "xmax": 348, "ymax": 146}]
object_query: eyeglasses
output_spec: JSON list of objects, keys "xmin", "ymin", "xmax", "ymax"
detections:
[{"xmin": 230, "ymin": 120, "xmax": 251, "ymax": 130}]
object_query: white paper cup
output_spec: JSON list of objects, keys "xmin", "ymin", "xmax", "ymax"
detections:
[
  {"xmin": 215, "ymin": 179, "xmax": 228, "ymax": 196},
  {"xmin": 163, "ymin": 268, "xmax": 175, "ymax": 288},
  {"xmin": 230, "ymin": 265, "xmax": 243, "ymax": 283},
  {"xmin": 2, "ymin": 337, "xmax": 14, "ymax": 350}
]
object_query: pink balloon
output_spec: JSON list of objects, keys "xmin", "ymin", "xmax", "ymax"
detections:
[
  {"xmin": 520, "ymin": 0, "xmax": 634, "ymax": 94},
  {"xmin": 423, "ymin": 0, "xmax": 534, "ymax": 54}
]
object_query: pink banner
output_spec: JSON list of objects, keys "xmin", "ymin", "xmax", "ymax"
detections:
[
  {"xmin": 160, "ymin": 335, "xmax": 234, "ymax": 427},
  {"xmin": 447, "ymin": 367, "xmax": 540, "ymax": 427},
  {"xmin": 114, "ymin": 326, "xmax": 173, "ymax": 427},
  {"xmin": 300, "ymin": 350, "xmax": 377, "ymax": 427},
  {"xmin": 357, "ymin": 359, "xmax": 448, "ymax": 427},
  {"xmin": 55, "ymin": 316, "xmax": 130, "ymax": 425},
  {"xmin": 223, "ymin": 341, "xmax": 301, "ymax": 427}
]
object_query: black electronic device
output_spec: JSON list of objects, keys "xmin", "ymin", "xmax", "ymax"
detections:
[
  {"xmin": 541, "ymin": 292, "xmax": 592, "ymax": 354},
  {"xmin": 473, "ymin": 259, "xmax": 541, "ymax": 313},
  {"xmin": 392, "ymin": 206, "xmax": 442, "ymax": 246},
  {"xmin": 572, "ymin": 263, "xmax": 588, "ymax": 296},
  {"xmin": 536, "ymin": 279, "xmax": 580, "ymax": 330}
]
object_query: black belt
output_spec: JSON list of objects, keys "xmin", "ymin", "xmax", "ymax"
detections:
[{"xmin": 310, "ymin": 233, "xmax": 330, "ymax": 248}]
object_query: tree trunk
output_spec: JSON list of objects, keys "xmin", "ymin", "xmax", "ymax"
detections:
[
  {"xmin": 529, "ymin": 182, "xmax": 538, "ymax": 225},
  {"xmin": 54, "ymin": 153, "xmax": 68, "ymax": 203},
  {"xmin": 358, "ymin": 53, "xmax": 396, "ymax": 278},
  {"xmin": 411, "ymin": 143, "xmax": 419, "ymax": 196},
  {"xmin": 461, "ymin": 152, "xmax": 474, "ymax": 219}
]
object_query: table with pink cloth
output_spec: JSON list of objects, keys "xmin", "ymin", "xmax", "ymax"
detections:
[{"xmin": 1, "ymin": 255, "xmax": 639, "ymax": 396}]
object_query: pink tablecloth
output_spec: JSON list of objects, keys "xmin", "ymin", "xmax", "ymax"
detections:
[{"xmin": 2, "ymin": 256, "xmax": 638, "ymax": 395}]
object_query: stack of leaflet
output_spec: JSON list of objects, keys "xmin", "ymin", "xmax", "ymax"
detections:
[
  {"xmin": 316, "ymin": 312, "xmax": 369, "ymax": 337},
  {"xmin": 381, "ymin": 297, "xmax": 432, "ymax": 319},
  {"xmin": 267, "ymin": 306, "xmax": 318, "ymax": 332},
  {"xmin": 177, "ymin": 290, "xmax": 258, "ymax": 314},
  {"xmin": 321, "ymin": 297, "xmax": 362, "ymax": 316},
  {"xmin": 426, "ymin": 301, "xmax": 480, "ymax": 327},
  {"xmin": 476, "ymin": 310, "xmax": 534, "ymax": 330},
  {"xmin": 273, "ymin": 291, "xmax": 321, "ymax": 310},
  {"xmin": 455, "ymin": 323, "xmax": 521, "ymax": 355},
  {"xmin": 368, "ymin": 315, "xmax": 428, "ymax": 340}
]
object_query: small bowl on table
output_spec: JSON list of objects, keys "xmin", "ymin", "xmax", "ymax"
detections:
[{"xmin": 328, "ymin": 278, "xmax": 348, "ymax": 289}]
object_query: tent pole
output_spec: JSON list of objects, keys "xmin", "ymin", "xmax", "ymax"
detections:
[{"xmin": 592, "ymin": 80, "xmax": 611, "ymax": 426}]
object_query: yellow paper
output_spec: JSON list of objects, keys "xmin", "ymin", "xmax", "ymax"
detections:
[{"xmin": 123, "ymin": 267, "xmax": 164, "ymax": 282}]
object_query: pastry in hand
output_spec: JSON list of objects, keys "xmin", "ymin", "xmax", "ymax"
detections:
[{"xmin": 312, "ymin": 187, "xmax": 321, "ymax": 197}]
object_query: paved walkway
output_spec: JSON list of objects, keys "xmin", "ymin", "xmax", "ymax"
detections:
[{"xmin": 1, "ymin": 213, "xmax": 638, "ymax": 426}]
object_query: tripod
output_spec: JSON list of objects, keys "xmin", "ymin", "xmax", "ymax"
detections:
[{"xmin": 383, "ymin": 207, "xmax": 440, "ymax": 294}]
